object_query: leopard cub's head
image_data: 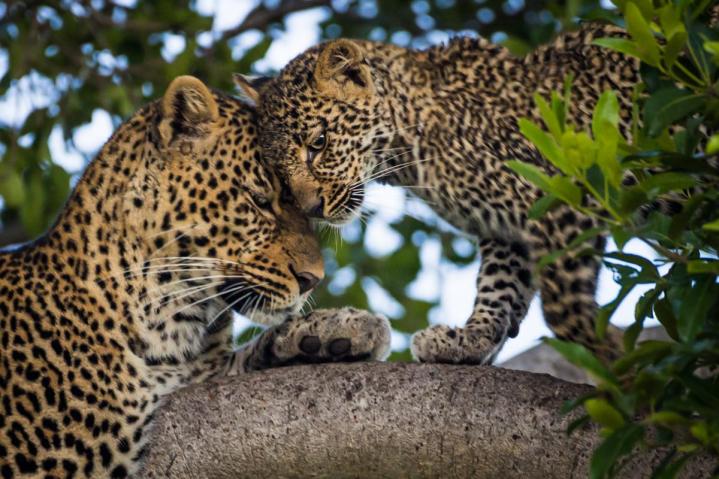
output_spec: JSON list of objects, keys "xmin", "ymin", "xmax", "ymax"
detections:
[
  {"xmin": 120, "ymin": 76, "xmax": 323, "ymax": 323},
  {"xmin": 236, "ymin": 40, "xmax": 391, "ymax": 225}
]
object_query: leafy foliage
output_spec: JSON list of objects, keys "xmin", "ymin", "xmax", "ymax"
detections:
[{"xmin": 510, "ymin": 2, "xmax": 719, "ymax": 476}]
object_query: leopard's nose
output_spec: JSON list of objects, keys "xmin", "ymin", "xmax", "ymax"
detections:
[{"xmin": 293, "ymin": 270, "xmax": 322, "ymax": 294}]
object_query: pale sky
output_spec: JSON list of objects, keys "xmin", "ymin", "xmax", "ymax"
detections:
[{"xmin": 0, "ymin": 0, "xmax": 659, "ymax": 362}]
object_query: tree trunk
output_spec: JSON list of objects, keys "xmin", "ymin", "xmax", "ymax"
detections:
[{"xmin": 141, "ymin": 363, "xmax": 714, "ymax": 478}]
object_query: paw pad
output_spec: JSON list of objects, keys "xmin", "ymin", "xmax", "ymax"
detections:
[
  {"xmin": 328, "ymin": 338, "xmax": 351, "ymax": 356},
  {"xmin": 299, "ymin": 335, "xmax": 321, "ymax": 354}
]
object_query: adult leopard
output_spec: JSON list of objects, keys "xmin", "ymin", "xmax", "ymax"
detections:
[
  {"xmin": 0, "ymin": 76, "xmax": 390, "ymax": 478},
  {"xmin": 236, "ymin": 24, "xmax": 642, "ymax": 365}
]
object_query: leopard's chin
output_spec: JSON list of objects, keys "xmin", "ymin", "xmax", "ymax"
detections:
[
  {"xmin": 218, "ymin": 280, "xmax": 297, "ymax": 320},
  {"xmin": 326, "ymin": 211, "xmax": 361, "ymax": 227}
]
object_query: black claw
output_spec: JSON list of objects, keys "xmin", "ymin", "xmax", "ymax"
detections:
[
  {"xmin": 328, "ymin": 338, "xmax": 351, "ymax": 356},
  {"xmin": 508, "ymin": 319, "xmax": 519, "ymax": 338},
  {"xmin": 299, "ymin": 335, "xmax": 321, "ymax": 355}
]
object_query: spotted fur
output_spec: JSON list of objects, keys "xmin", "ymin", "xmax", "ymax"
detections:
[
  {"xmin": 241, "ymin": 24, "xmax": 640, "ymax": 364},
  {"xmin": 0, "ymin": 75, "xmax": 391, "ymax": 478}
]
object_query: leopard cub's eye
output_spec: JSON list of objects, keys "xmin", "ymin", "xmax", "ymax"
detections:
[
  {"xmin": 252, "ymin": 193, "xmax": 271, "ymax": 210},
  {"xmin": 308, "ymin": 133, "xmax": 326, "ymax": 153}
]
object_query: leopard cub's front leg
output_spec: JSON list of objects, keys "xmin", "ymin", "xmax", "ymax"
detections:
[
  {"xmin": 411, "ymin": 238, "xmax": 535, "ymax": 364},
  {"xmin": 230, "ymin": 307, "xmax": 391, "ymax": 373}
]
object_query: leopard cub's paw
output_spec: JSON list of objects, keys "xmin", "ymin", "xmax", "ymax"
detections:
[
  {"xmin": 271, "ymin": 307, "xmax": 391, "ymax": 365},
  {"xmin": 410, "ymin": 325, "xmax": 496, "ymax": 365}
]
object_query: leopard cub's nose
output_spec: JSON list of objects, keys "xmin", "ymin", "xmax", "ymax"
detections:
[{"xmin": 306, "ymin": 198, "xmax": 325, "ymax": 218}]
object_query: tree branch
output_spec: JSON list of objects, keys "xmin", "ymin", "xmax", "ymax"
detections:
[
  {"xmin": 202, "ymin": 0, "xmax": 331, "ymax": 55},
  {"xmin": 141, "ymin": 363, "xmax": 714, "ymax": 478}
]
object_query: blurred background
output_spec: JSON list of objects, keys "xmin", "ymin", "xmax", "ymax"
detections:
[{"xmin": 0, "ymin": 0, "xmax": 656, "ymax": 362}]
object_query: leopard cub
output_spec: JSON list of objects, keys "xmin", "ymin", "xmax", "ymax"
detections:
[{"xmin": 238, "ymin": 24, "xmax": 637, "ymax": 364}]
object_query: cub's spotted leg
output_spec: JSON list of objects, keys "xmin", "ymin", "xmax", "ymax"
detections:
[
  {"xmin": 533, "ymin": 214, "xmax": 622, "ymax": 363},
  {"xmin": 411, "ymin": 238, "xmax": 535, "ymax": 364},
  {"xmin": 228, "ymin": 307, "xmax": 392, "ymax": 374}
]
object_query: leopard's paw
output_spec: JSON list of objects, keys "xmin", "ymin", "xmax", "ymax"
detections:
[
  {"xmin": 271, "ymin": 307, "xmax": 391, "ymax": 366},
  {"xmin": 410, "ymin": 325, "xmax": 498, "ymax": 365}
]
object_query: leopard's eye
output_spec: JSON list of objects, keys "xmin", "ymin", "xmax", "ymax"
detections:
[
  {"xmin": 310, "ymin": 133, "xmax": 327, "ymax": 152},
  {"xmin": 251, "ymin": 193, "xmax": 271, "ymax": 210},
  {"xmin": 307, "ymin": 132, "xmax": 327, "ymax": 164}
]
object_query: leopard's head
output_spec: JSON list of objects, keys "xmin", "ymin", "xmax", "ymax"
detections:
[
  {"xmin": 236, "ymin": 40, "xmax": 392, "ymax": 225},
  {"xmin": 118, "ymin": 76, "xmax": 323, "ymax": 324}
]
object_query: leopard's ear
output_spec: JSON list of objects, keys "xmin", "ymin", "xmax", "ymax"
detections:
[
  {"xmin": 233, "ymin": 73, "xmax": 272, "ymax": 106},
  {"xmin": 314, "ymin": 40, "xmax": 374, "ymax": 100},
  {"xmin": 158, "ymin": 76, "xmax": 218, "ymax": 147}
]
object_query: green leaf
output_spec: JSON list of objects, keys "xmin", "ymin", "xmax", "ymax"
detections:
[
  {"xmin": 638, "ymin": 172, "xmax": 697, "ymax": 198},
  {"xmin": 702, "ymin": 217, "xmax": 719, "ymax": 231},
  {"xmin": 592, "ymin": 90, "xmax": 620, "ymax": 139},
  {"xmin": 625, "ymin": 3, "xmax": 661, "ymax": 66},
  {"xmin": 545, "ymin": 338, "xmax": 619, "ymax": 388},
  {"xmin": 562, "ymin": 391, "xmax": 598, "ymax": 414},
  {"xmin": 643, "ymin": 88, "xmax": 706, "ymax": 137},
  {"xmin": 654, "ymin": 298, "xmax": 679, "ymax": 341},
  {"xmin": 689, "ymin": 422, "xmax": 710, "ymax": 445},
  {"xmin": 528, "ymin": 194, "xmax": 560, "ymax": 219},
  {"xmin": 686, "ymin": 260, "xmax": 719, "ymax": 274},
  {"xmin": 0, "ymin": 170, "xmax": 26, "ymax": 208},
  {"xmin": 707, "ymin": 133, "xmax": 719, "ymax": 154},
  {"xmin": 591, "ymin": 91, "xmax": 621, "ymax": 188},
  {"xmin": 610, "ymin": 226, "xmax": 632, "ymax": 250},
  {"xmin": 676, "ymin": 278, "xmax": 717, "ymax": 342},
  {"xmin": 664, "ymin": 31, "xmax": 688, "ymax": 69},
  {"xmin": 632, "ymin": 0, "xmax": 654, "ymax": 19},
  {"xmin": 590, "ymin": 424, "xmax": 644, "ymax": 479},
  {"xmin": 534, "ymin": 92, "xmax": 563, "ymax": 140},
  {"xmin": 593, "ymin": 38, "xmax": 641, "ymax": 58},
  {"xmin": 551, "ymin": 90, "xmax": 568, "ymax": 131},
  {"xmin": 548, "ymin": 176, "xmax": 582, "ymax": 206},
  {"xmin": 613, "ymin": 340, "xmax": 673, "ymax": 374},
  {"xmin": 623, "ymin": 288, "xmax": 661, "ymax": 351},
  {"xmin": 705, "ymin": 40, "xmax": 719, "ymax": 65},
  {"xmin": 623, "ymin": 320, "xmax": 644, "ymax": 352},
  {"xmin": 518, "ymin": 119, "xmax": 569, "ymax": 173},
  {"xmin": 597, "ymin": 282, "xmax": 636, "ymax": 341},
  {"xmin": 657, "ymin": 5, "xmax": 683, "ymax": 37},
  {"xmin": 604, "ymin": 252, "xmax": 659, "ymax": 280},
  {"xmin": 585, "ymin": 398, "xmax": 625, "ymax": 430},
  {"xmin": 678, "ymin": 372, "xmax": 719, "ymax": 410},
  {"xmin": 506, "ymin": 160, "xmax": 552, "ymax": 191},
  {"xmin": 647, "ymin": 411, "xmax": 689, "ymax": 427},
  {"xmin": 651, "ymin": 451, "xmax": 690, "ymax": 479},
  {"xmin": 235, "ymin": 325, "xmax": 265, "ymax": 346}
]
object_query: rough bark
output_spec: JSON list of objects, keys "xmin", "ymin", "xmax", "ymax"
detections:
[{"xmin": 142, "ymin": 363, "xmax": 714, "ymax": 478}]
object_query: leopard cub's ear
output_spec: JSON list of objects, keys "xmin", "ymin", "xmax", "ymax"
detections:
[
  {"xmin": 233, "ymin": 74, "xmax": 272, "ymax": 106},
  {"xmin": 158, "ymin": 75, "xmax": 218, "ymax": 148},
  {"xmin": 314, "ymin": 39, "xmax": 374, "ymax": 100}
]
